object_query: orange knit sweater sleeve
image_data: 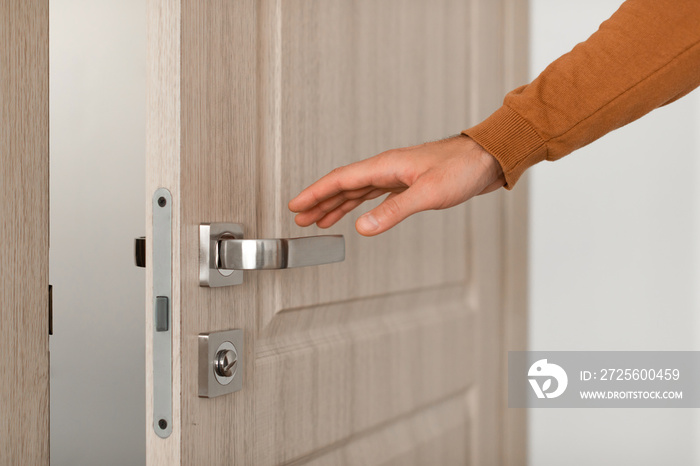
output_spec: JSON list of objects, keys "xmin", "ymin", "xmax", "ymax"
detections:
[{"xmin": 463, "ymin": 0, "xmax": 700, "ymax": 189}]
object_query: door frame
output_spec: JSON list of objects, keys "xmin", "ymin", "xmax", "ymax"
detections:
[{"xmin": 0, "ymin": 1, "xmax": 50, "ymax": 464}]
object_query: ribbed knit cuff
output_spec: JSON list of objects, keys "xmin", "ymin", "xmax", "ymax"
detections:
[{"xmin": 462, "ymin": 105, "xmax": 548, "ymax": 189}]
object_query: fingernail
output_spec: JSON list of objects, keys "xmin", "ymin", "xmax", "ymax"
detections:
[{"xmin": 358, "ymin": 214, "xmax": 379, "ymax": 232}]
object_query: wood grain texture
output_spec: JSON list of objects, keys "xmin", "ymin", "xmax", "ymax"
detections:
[
  {"xmin": 258, "ymin": 0, "xmax": 472, "ymax": 326},
  {"xmin": 255, "ymin": 287, "xmax": 476, "ymax": 464},
  {"xmin": 179, "ymin": 0, "xmax": 259, "ymax": 464},
  {"xmin": 146, "ymin": 0, "xmax": 182, "ymax": 463},
  {"xmin": 256, "ymin": 1, "xmax": 479, "ymax": 463},
  {"xmin": 469, "ymin": 0, "xmax": 507, "ymax": 464},
  {"xmin": 300, "ymin": 392, "xmax": 473, "ymax": 466},
  {"xmin": 146, "ymin": 0, "xmax": 528, "ymax": 464},
  {"xmin": 502, "ymin": 0, "xmax": 530, "ymax": 464},
  {"xmin": 0, "ymin": 0, "xmax": 50, "ymax": 464},
  {"xmin": 469, "ymin": 1, "xmax": 530, "ymax": 463}
]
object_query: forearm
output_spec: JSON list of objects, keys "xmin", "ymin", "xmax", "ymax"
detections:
[{"xmin": 464, "ymin": 0, "xmax": 700, "ymax": 189}]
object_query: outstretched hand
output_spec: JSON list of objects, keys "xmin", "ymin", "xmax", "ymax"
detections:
[{"xmin": 288, "ymin": 135, "xmax": 505, "ymax": 236}]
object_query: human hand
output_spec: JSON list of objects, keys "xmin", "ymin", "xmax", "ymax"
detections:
[{"xmin": 288, "ymin": 135, "xmax": 505, "ymax": 236}]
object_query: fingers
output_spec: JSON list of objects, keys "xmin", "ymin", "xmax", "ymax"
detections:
[
  {"xmin": 294, "ymin": 186, "xmax": 378, "ymax": 227},
  {"xmin": 355, "ymin": 184, "xmax": 430, "ymax": 236},
  {"xmin": 315, "ymin": 189, "xmax": 387, "ymax": 228},
  {"xmin": 289, "ymin": 136, "xmax": 506, "ymax": 237},
  {"xmin": 316, "ymin": 198, "xmax": 370, "ymax": 229},
  {"xmin": 288, "ymin": 155, "xmax": 402, "ymax": 213}
]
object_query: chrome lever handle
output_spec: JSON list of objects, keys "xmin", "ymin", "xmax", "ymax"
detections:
[
  {"xmin": 218, "ymin": 236, "xmax": 344, "ymax": 270},
  {"xmin": 199, "ymin": 223, "xmax": 345, "ymax": 287}
]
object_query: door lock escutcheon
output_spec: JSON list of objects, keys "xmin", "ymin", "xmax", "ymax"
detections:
[
  {"xmin": 199, "ymin": 223, "xmax": 345, "ymax": 287},
  {"xmin": 199, "ymin": 329, "xmax": 243, "ymax": 398}
]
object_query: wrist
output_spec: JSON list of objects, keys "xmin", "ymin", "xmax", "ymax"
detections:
[{"xmin": 458, "ymin": 134, "xmax": 504, "ymax": 186}]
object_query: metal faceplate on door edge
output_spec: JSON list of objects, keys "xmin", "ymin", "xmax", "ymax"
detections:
[{"xmin": 152, "ymin": 188, "xmax": 172, "ymax": 438}]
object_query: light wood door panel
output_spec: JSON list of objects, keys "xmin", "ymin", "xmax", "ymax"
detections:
[
  {"xmin": 0, "ymin": 0, "xmax": 50, "ymax": 464},
  {"xmin": 254, "ymin": 287, "xmax": 476, "ymax": 464},
  {"xmin": 146, "ymin": 0, "xmax": 526, "ymax": 464},
  {"xmin": 302, "ymin": 392, "xmax": 473, "ymax": 465},
  {"xmin": 259, "ymin": 0, "xmax": 472, "ymax": 319}
]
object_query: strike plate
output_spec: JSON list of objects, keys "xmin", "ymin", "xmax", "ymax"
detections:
[{"xmin": 199, "ymin": 329, "xmax": 244, "ymax": 398}]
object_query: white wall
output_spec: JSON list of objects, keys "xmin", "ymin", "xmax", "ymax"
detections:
[
  {"xmin": 49, "ymin": 1, "xmax": 146, "ymax": 465},
  {"xmin": 529, "ymin": 1, "xmax": 700, "ymax": 465}
]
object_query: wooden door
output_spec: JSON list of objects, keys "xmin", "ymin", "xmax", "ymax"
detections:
[
  {"xmin": 0, "ymin": 0, "xmax": 50, "ymax": 464},
  {"xmin": 146, "ymin": 0, "xmax": 528, "ymax": 464}
]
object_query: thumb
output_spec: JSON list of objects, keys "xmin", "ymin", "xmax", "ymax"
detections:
[{"xmin": 355, "ymin": 188, "xmax": 427, "ymax": 236}]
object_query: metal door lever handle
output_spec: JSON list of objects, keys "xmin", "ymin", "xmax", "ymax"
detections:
[
  {"xmin": 200, "ymin": 223, "xmax": 345, "ymax": 287},
  {"xmin": 218, "ymin": 236, "xmax": 344, "ymax": 270}
]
